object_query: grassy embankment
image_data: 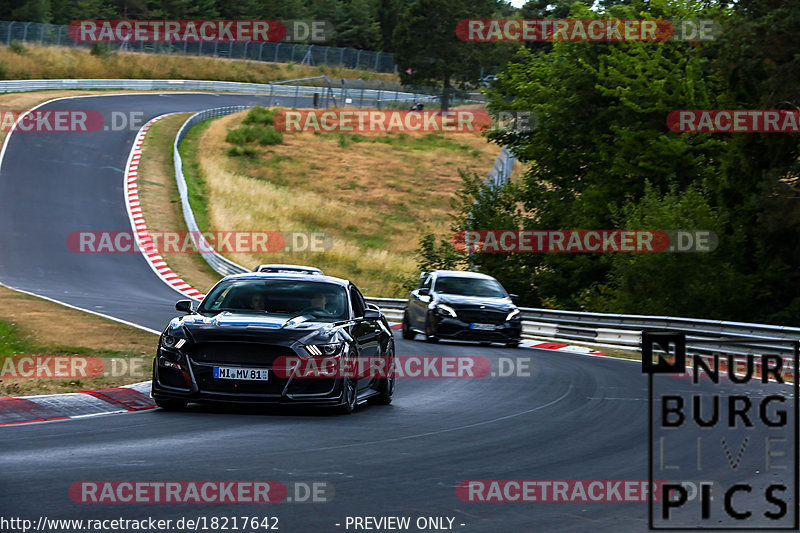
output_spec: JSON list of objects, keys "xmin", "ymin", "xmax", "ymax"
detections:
[
  {"xmin": 179, "ymin": 107, "xmax": 520, "ymax": 296},
  {"xmin": 0, "ymin": 42, "xmax": 397, "ymax": 83}
]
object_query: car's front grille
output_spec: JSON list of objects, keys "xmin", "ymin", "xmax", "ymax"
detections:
[
  {"xmin": 188, "ymin": 342, "xmax": 296, "ymax": 365},
  {"xmin": 456, "ymin": 309, "xmax": 508, "ymax": 325}
]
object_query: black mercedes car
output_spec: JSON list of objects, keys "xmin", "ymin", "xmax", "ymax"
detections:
[
  {"xmin": 151, "ymin": 272, "xmax": 395, "ymax": 414},
  {"xmin": 402, "ymin": 270, "xmax": 522, "ymax": 347}
]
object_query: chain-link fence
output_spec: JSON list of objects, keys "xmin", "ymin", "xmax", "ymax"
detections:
[{"xmin": 0, "ymin": 20, "xmax": 397, "ymax": 73}]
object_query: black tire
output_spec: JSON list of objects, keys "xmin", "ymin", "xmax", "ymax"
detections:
[
  {"xmin": 401, "ymin": 311, "xmax": 415, "ymax": 340},
  {"xmin": 339, "ymin": 376, "xmax": 357, "ymax": 414},
  {"xmin": 424, "ymin": 314, "xmax": 439, "ymax": 343},
  {"xmin": 371, "ymin": 347, "xmax": 395, "ymax": 405},
  {"xmin": 506, "ymin": 340, "xmax": 520, "ymax": 348},
  {"xmin": 154, "ymin": 398, "xmax": 187, "ymax": 411}
]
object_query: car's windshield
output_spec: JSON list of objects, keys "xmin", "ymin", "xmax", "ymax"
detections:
[
  {"xmin": 197, "ymin": 279, "xmax": 348, "ymax": 321},
  {"xmin": 433, "ymin": 276, "xmax": 507, "ymax": 298}
]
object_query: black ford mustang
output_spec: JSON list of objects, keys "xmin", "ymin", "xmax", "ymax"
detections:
[
  {"xmin": 151, "ymin": 272, "xmax": 395, "ymax": 414},
  {"xmin": 402, "ymin": 270, "xmax": 522, "ymax": 347}
]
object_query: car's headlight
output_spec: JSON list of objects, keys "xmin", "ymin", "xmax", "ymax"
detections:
[
  {"xmin": 305, "ymin": 343, "xmax": 345, "ymax": 356},
  {"xmin": 161, "ymin": 335, "xmax": 187, "ymax": 349},
  {"xmin": 436, "ymin": 304, "xmax": 458, "ymax": 318},
  {"xmin": 506, "ymin": 309, "xmax": 521, "ymax": 321}
]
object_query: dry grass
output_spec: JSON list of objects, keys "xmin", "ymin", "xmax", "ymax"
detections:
[
  {"xmin": 191, "ymin": 110, "xmax": 511, "ymax": 296},
  {"xmin": 0, "ymin": 43, "xmax": 397, "ymax": 84},
  {"xmin": 137, "ymin": 114, "xmax": 223, "ymax": 294},
  {"xmin": 0, "ymin": 285, "xmax": 157, "ymax": 397}
]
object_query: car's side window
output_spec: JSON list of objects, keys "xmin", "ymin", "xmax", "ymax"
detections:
[{"xmin": 350, "ymin": 286, "xmax": 366, "ymax": 318}]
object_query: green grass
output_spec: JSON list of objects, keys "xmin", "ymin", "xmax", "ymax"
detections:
[
  {"xmin": 0, "ymin": 321, "xmax": 28, "ymax": 357},
  {"xmin": 178, "ymin": 118, "xmax": 215, "ymax": 233}
]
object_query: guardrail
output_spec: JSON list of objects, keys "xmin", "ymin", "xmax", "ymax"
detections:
[
  {"xmin": 0, "ymin": 78, "xmax": 483, "ymax": 107},
  {"xmin": 484, "ymin": 147, "xmax": 516, "ymax": 190},
  {"xmin": 366, "ymin": 298, "xmax": 800, "ymax": 356},
  {"xmin": 174, "ymin": 106, "xmax": 254, "ymax": 278}
]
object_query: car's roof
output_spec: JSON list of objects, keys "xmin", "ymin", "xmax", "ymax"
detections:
[
  {"xmin": 255, "ymin": 264, "xmax": 323, "ymax": 274},
  {"xmin": 430, "ymin": 270, "xmax": 497, "ymax": 280},
  {"xmin": 222, "ymin": 271, "xmax": 350, "ymax": 287}
]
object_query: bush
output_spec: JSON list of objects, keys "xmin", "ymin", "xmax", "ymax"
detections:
[
  {"xmin": 242, "ymin": 106, "xmax": 278, "ymax": 126},
  {"xmin": 90, "ymin": 43, "xmax": 114, "ymax": 58},
  {"xmin": 228, "ymin": 146, "xmax": 259, "ymax": 158},
  {"xmin": 225, "ymin": 128, "xmax": 250, "ymax": 145},
  {"xmin": 256, "ymin": 125, "xmax": 283, "ymax": 146},
  {"xmin": 226, "ymin": 125, "xmax": 283, "ymax": 146},
  {"xmin": 9, "ymin": 41, "xmax": 26, "ymax": 55}
]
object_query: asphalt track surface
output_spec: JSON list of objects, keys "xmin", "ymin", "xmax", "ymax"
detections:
[{"xmin": 0, "ymin": 94, "xmax": 796, "ymax": 532}]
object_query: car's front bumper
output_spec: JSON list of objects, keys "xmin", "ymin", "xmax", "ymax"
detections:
[
  {"xmin": 151, "ymin": 349, "xmax": 348, "ymax": 406},
  {"xmin": 431, "ymin": 316, "xmax": 522, "ymax": 342}
]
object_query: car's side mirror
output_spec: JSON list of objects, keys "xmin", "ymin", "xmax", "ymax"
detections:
[
  {"xmin": 363, "ymin": 308, "xmax": 382, "ymax": 320},
  {"xmin": 175, "ymin": 300, "xmax": 193, "ymax": 313},
  {"xmin": 509, "ymin": 293, "xmax": 519, "ymax": 303},
  {"xmin": 418, "ymin": 288, "xmax": 430, "ymax": 296}
]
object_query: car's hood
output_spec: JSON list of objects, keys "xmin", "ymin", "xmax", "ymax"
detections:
[
  {"xmin": 165, "ymin": 312, "xmax": 347, "ymax": 345},
  {"xmin": 434, "ymin": 294, "xmax": 515, "ymax": 310}
]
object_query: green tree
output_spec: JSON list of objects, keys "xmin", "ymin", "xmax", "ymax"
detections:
[
  {"xmin": 442, "ymin": 1, "xmax": 734, "ymax": 312},
  {"xmin": 10, "ymin": 0, "xmax": 51, "ymax": 22},
  {"xmin": 709, "ymin": 0, "xmax": 800, "ymax": 324},
  {"xmin": 392, "ymin": 0, "xmax": 495, "ymax": 109},
  {"xmin": 376, "ymin": 0, "xmax": 399, "ymax": 51},
  {"xmin": 336, "ymin": 0, "xmax": 381, "ymax": 50},
  {"xmin": 599, "ymin": 182, "xmax": 749, "ymax": 318}
]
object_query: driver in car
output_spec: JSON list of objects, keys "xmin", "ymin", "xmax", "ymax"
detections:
[
  {"xmin": 302, "ymin": 292, "xmax": 329, "ymax": 314},
  {"xmin": 249, "ymin": 292, "xmax": 268, "ymax": 311}
]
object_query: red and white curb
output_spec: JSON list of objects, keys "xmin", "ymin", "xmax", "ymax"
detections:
[
  {"xmin": 0, "ymin": 331, "xmax": 609, "ymax": 425},
  {"xmin": 0, "ymin": 382, "xmax": 154, "ymax": 426},
  {"xmin": 124, "ymin": 114, "xmax": 205, "ymax": 301},
  {"xmin": 387, "ymin": 323, "xmax": 607, "ymax": 356}
]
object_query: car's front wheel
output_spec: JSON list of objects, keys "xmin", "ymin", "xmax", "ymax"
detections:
[
  {"xmin": 401, "ymin": 311, "xmax": 415, "ymax": 340},
  {"xmin": 371, "ymin": 346, "xmax": 395, "ymax": 405},
  {"xmin": 339, "ymin": 376, "xmax": 357, "ymax": 414}
]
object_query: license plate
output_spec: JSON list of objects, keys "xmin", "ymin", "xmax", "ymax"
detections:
[
  {"xmin": 213, "ymin": 366, "xmax": 269, "ymax": 381},
  {"xmin": 470, "ymin": 323, "xmax": 496, "ymax": 331}
]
